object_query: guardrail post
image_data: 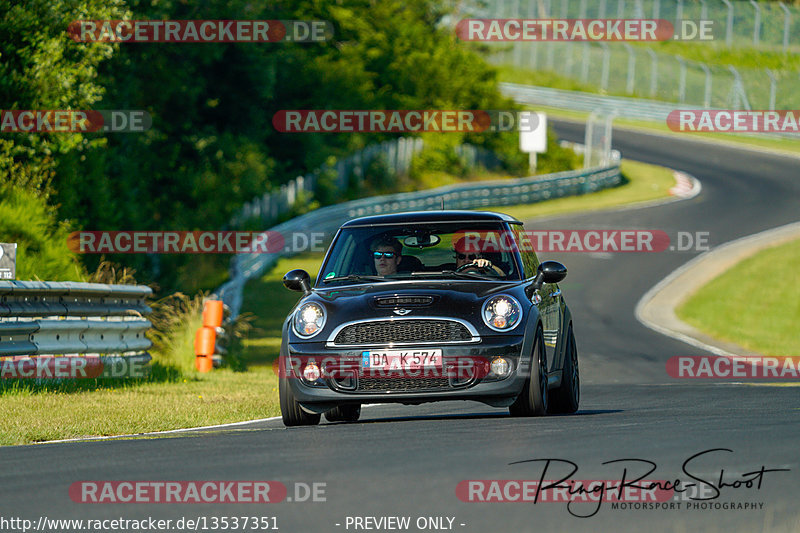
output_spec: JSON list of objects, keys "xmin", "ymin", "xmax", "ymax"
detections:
[
  {"xmin": 623, "ymin": 43, "xmax": 635, "ymax": 95},
  {"xmin": 727, "ymin": 65, "xmax": 751, "ymax": 110},
  {"xmin": 676, "ymin": 55, "xmax": 687, "ymax": 104},
  {"xmin": 600, "ymin": 43, "xmax": 610, "ymax": 92},
  {"xmin": 779, "ymin": 2, "xmax": 791, "ymax": 53},
  {"xmin": 634, "ymin": 0, "xmax": 643, "ymax": 19},
  {"xmin": 616, "ymin": 0, "xmax": 625, "ymax": 18},
  {"xmin": 700, "ymin": 62, "xmax": 712, "ymax": 108},
  {"xmin": 700, "ymin": 0, "xmax": 707, "ymax": 20},
  {"xmin": 675, "ymin": 0, "xmax": 683, "ymax": 30},
  {"xmin": 581, "ymin": 43, "xmax": 590, "ymax": 83},
  {"xmin": 584, "ymin": 112, "xmax": 596, "ymax": 169},
  {"xmin": 749, "ymin": 0, "xmax": 761, "ymax": 47},
  {"xmin": 766, "ymin": 69, "xmax": 777, "ymax": 111},
  {"xmin": 721, "ymin": 0, "xmax": 733, "ymax": 48},
  {"xmin": 647, "ymin": 49, "xmax": 658, "ymax": 98},
  {"xmin": 652, "ymin": 0, "xmax": 660, "ymax": 19}
]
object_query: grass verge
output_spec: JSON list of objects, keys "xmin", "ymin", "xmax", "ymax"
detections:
[
  {"xmin": 0, "ymin": 158, "xmax": 676, "ymax": 445},
  {"xmin": 0, "ymin": 366, "xmax": 278, "ymax": 446},
  {"xmin": 676, "ymin": 238, "xmax": 800, "ymax": 357}
]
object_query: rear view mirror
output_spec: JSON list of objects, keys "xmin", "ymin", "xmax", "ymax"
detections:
[{"xmin": 403, "ymin": 234, "xmax": 441, "ymax": 248}]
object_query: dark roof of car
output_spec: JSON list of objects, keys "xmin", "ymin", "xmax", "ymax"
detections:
[{"xmin": 340, "ymin": 210, "xmax": 521, "ymax": 228}]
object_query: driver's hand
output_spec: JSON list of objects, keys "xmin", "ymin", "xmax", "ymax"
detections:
[{"xmin": 472, "ymin": 258, "xmax": 492, "ymax": 268}]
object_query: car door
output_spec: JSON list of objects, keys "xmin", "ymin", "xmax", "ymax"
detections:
[{"xmin": 514, "ymin": 226, "xmax": 560, "ymax": 371}]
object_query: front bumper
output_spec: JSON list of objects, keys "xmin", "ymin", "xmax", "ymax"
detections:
[{"xmin": 283, "ymin": 336, "xmax": 527, "ymax": 411}]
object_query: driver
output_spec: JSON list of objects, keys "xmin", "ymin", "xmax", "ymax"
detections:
[
  {"xmin": 370, "ymin": 236, "xmax": 402, "ymax": 276},
  {"xmin": 451, "ymin": 236, "xmax": 504, "ymax": 276}
]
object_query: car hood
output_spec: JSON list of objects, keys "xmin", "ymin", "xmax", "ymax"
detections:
[{"xmin": 291, "ymin": 280, "xmax": 527, "ymax": 339}]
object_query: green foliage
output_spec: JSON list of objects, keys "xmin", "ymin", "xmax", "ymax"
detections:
[
  {"xmin": 410, "ymin": 134, "xmax": 469, "ymax": 180},
  {"xmin": 0, "ymin": 0, "xmax": 553, "ymax": 291},
  {"xmin": 0, "ymin": 184, "xmax": 84, "ymax": 281},
  {"xmin": 313, "ymin": 164, "xmax": 340, "ymax": 207},
  {"xmin": 0, "ymin": 0, "xmax": 128, "ymax": 184}
]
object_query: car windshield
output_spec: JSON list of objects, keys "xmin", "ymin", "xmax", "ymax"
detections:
[{"xmin": 317, "ymin": 222, "xmax": 523, "ymax": 285}]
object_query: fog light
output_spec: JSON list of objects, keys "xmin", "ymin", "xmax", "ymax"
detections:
[
  {"xmin": 303, "ymin": 362, "xmax": 321, "ymax": 382},
  {"xmin": 490, "ymin": 357, "xmax": 510, "ymax": 377}
]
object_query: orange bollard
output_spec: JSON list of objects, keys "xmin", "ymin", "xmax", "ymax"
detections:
[
  {"xmin": 194, "ymin": 326, "xmax": 217, "ymax": 372},
  {"xmin": 202, "ymin": 300, "xmax": 224, "ymax": 328}
]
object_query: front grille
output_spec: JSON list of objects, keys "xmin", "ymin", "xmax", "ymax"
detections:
[
  {"xmin": 374, "ymin": 296, "xmax": 433, "ymax": 308},
  {"xmin": 332, "ymin": 319, "xmax": 473, "ymax": 345},
  {"xmin": 357, "ymin": 376, "xmax": 452, "ymax": 392}
]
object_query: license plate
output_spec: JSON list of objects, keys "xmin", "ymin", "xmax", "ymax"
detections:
[{"xmin": 361, "ymin": 349, "xmax": 443, "ymax": 370}]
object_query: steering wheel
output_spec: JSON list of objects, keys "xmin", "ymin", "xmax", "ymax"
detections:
[{"xmin": 456, "ymin": 263, "xmax": 498, "ymax": 275}]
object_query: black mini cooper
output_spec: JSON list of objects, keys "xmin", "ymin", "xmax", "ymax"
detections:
[{"xmin": 279, "ymin": 211, "xmax": 579, "ymax": 426}]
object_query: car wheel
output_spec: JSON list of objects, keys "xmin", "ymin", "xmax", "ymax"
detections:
[
  {"xmin": 549, "ymin": 323, "xmax": 580, "ymax": 414},
  {"xmin": 509, "ymin": 326, "xmax": 548, "ymax": 417},
  {"xmin": 279, "ymin": 376, "xmax": 321, "ymax": 427},
  {"xmin": 324, "ymin": 404, "xmax": 362, "ymax": 423}
]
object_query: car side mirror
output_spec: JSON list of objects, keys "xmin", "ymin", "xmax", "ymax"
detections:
[
  {"xmin": 538, "ymin": 261, "xmax": 567, "ymax": 284},
  {"xmin": 283, "ymin": 269, "xmax": 311, "ymax": 294}
]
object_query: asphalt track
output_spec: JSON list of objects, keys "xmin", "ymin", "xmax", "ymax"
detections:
[{"xmin": 1, "ymin": 124, "xmax": 799, "ymax": 533}]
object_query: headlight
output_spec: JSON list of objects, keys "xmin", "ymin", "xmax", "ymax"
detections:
[
  {"xmin": 482, "ymin": 295, "xmax": 522, "ymax": 332},
  {"xmin": 293, "ymin": 302, "xmax": 326, "ymax": 338}
]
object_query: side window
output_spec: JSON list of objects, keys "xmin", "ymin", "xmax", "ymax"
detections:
[{"xmin": 514, "ymin": 227, "xmax": 539, "ymax": 279}]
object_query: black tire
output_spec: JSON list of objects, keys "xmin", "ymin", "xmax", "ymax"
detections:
[
  {"xmin": 509, "ymin": 326, "xmax": 548, "ymax": 417},
  {"xmin": 279, "ymin": 376, "xmax": 321, "ymax": 427},
  {"xmin": 549, "ymin": 323, "xmax": 580, "ymax": 414},
  {"xmin": 324, "ymin": 404, "xmax": 361, "ymax": 423}
]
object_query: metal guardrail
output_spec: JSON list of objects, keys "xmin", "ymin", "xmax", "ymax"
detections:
[
  {"xmin": 501, "ymin": 83, "xmax": 676, "ymax": 122},
  {"xmin": 228, "ymin": 138, "xmax": 500, "ymax": 229},
  {"xmin": 501, "ymin": 83, "xmax": 800, "ymax": 139},
  {"xmin": 0, "ymin": 281, "xmax": 153, "ymax": 374},
  {"xmin": 214, "ymin": 147, "xmax": 621, "ymax": 319}
]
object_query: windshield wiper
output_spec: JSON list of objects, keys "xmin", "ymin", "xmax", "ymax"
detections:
[
  {"xmin": 412, "ymin": 270, "xmax": 498, "ymax": 281},
  {"xmin": 321, "ymin": 274, "xmax": 390, "ymax": 283}
]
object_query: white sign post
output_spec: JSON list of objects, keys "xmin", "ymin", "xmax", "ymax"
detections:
[
  {"xmin": 0, "ymin": 243, "xmax": 16, "ymax": 280},
  {"xmin": 519, "ymin": 112, "xmax": 547, "ymax": 175}
]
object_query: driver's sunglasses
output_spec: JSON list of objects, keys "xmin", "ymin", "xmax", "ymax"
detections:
[
  {"xmin": 456, "ymin": 253, "xmax": 480, "ymax": 260},
  {"xmin": 373, "ymin": 251, "xmax": 396, "ymax": 259}
]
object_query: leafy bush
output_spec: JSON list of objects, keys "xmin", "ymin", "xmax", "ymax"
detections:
[{"xmin": 0, "ymin": 184, "xmax": 84, "ymax": 281}]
